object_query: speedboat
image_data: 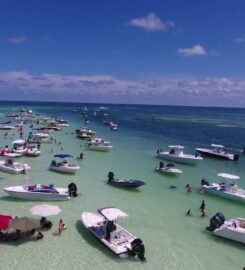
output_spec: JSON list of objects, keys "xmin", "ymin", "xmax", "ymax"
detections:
[
  {"xmin": 77, "ymin": 132, "xmax": 92, "ymax": 140},
  {"xmin": 156, "ymin": 145, "xmax": 203, "ymax": 165},
  {"xmin": 155, "ymin": 162, "xmax": 183, "ymax": 175},
  {"xmin": 87, "ymin": 138, "xmax": 113, "ymax": 152},
  {"xmin": 0, "ymin": 159, "xmax": 30, "ymax": 174},
  {"xmin": 81, "ymin": 207, "xmax": 146, "ymax": 261},
  {"xmin": 26, "ymin": 145, "xmax": 41, "ymax": 157},
  {"xmin": 196, "ymin": 144, "xmax": 239, "ymax": 161},
  {"xmin": 107, "ymin": 172, "xmax": 145, "ymax": 188},
  {"xmin": 110, "ymin": 123, "xmax": 118, "ymax": 131},
  {"xmin": 207, "ymin": 212, "xmax": 245, "ymax": 244},
  {"xmin": 3, "ymin": 183, "xmax": 78, "ymax": 201},
  {"xmin": 12, "ymin": 139, "xmax": 28, "ymax": 156},
  {"xmin": 200, "ymin": 173, "xmax": 245, "ymax": 202},
  {"xmin": 49, "ymin": 154, "xmax": 80, "ymax": 174},
  {"xmin": 76, "ymin": 127, "xmax": 96, "ymax": 136}
]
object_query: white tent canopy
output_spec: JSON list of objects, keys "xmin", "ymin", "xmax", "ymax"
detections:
[
  {"xmin": 97, "ymin": 207, "xmax": 128, "ymax": 221},
  {"xmin": 217, "ymin": 173, "xmax": 240, "ymax": 180}
]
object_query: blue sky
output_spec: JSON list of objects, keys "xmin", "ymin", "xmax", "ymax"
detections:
[{"xmin": 0, "ymin": 0, "xmax": 245, "ymax": 106}]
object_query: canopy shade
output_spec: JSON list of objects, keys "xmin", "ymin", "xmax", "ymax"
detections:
[
  {"xmin": 12, "ymin": 139, "xmax": 25, "ymax": 144},
  {"xmin": 211, "ymin": 144, "xmax": 224, "ymax": 148},
  {"xmin": 53, "ymin": 154, "xmax": 73, "ymax": 158},
  {"xmin": 9, "ymin": 217, "xmax": 40, "ymax": 232},
  {"xmin": 0, "ymin": 215, "xmax": 12, "ymax": 230},
  {"xmin": 217, "ymin": 173, "xmax": 240, "ymax": 180},
  {"xmin": 29, "ymin": 204, "xmax": 61, "ymax": 217},
  {"xmin": 97, "ymin": 207, "xmax": 128, "ymax": 221},
  {"xmin": 168, "ymin": 145, "xmax": 184, "ymax": 149}
]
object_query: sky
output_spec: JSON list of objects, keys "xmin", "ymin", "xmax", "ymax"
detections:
[{"xmin": 0, "ymin": 0, "xmax": 245, "ymax": 107}]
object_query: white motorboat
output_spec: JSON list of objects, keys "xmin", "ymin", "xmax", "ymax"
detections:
[
  {"xmin": 200, "ymin": 173, "xmax": 245, "ymax": 202},
  {"xmin": 49, "ymin": 154, "xmax": 80, "ymax": 174},
  {"xmin": 87, "ymin": 138, "xmax": 113, "ymax": 152},
  {"xmin": 31, "ymin": 132, "xmax": 50, "ymax": 138},
  {"xmin": 155, "ymin": 161, "xmax": 183, "ymax": 175},
  {"xmin": 156, "ymin": 145, "xmax": 203, "ymax": 165},
  {"xmin": 77, "ymin": 132, "xmax": 92, "ymax": 140},
  {"xmin": 0, "ymin": 159, "xmax": 30, "ymax": 174},
  {"xmin": 12, "ymin": 139, "xmax": 28, "ymax": 156},
  {"xmin": 76, "ymin": 127, "xmax": 96, "ymax": 136},
  {"xmin": 207, "ymin": 212, "xmax": 245, "ymax": 244},
  {"xmin": 3, "ymin": 183, "xmax": 78, "ymax": 201},
  {"xmin": 0, "ymin": 125, "xmax": 15, "ymax": 130},
  {"xmin": 196, "ymin": 144, "xmax": 239, "ymax": 161},
  {"xmin": 81, "ymin": 207, "xmax": 146, "ymax": 261},
  {"xmin": 26, "ymin": 145, "xmax": 41, "ymax": 157},
  {"xmin": 110, "ymin": 123, "xmax": 118, "ymax": 131}
]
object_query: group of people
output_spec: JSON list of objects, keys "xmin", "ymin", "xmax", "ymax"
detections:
[{"xmin": 31, "ymin": 218, "xmax": 66, "ymax": 241}]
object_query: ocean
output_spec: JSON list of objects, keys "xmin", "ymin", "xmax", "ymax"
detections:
[{"xmin": 0, "ymin": 101, "xmax": 245, "ymax": 270}]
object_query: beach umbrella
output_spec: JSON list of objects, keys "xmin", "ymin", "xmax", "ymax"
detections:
[
  {"xmin": 0, "ymin": 214, "xmax": 12, "ymax": 230},
  {"xmin": 9, "ymin": 217, "xmax": 40, "ymax": 232},
  {"xmin": 29, "ymin": 204, "xmax": 61, "ymax": 217}
]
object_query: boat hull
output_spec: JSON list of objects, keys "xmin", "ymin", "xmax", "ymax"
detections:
[
  {"xmin": 49, "ymin": 165, "xmax": 80, "ymax": 174},
  {"xmin": 196, "ymin": 148, "xmax": 237, "ymax": 160},
  {"xmin": 157, "ymin": 152, "xmax": 201, "ymax": 165},
  {"xmin": 108, "ymin": 179, "xmax": 145, "ymax": 188},
  {"xmin": 203, "ymin": 187, "xmax": 245, "ymax": 203},
  {"xmin": 214, "ymin": 227, "xmax": 245, "ymax": 244},
  {"xmin": 3, "ymin": 187, "xmax": 69, "ymax": 201}
]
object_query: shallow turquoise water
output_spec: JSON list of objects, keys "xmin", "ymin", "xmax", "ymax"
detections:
[{"xmin": 0, "ymin": 102, "xmax": 245, "ymax": 270}]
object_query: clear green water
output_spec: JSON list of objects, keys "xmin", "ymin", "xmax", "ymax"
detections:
[{"xmin": 0, "ymin": 102, "xmax": 245, "ymax": 270}]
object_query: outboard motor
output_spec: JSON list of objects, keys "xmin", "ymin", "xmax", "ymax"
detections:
[
  {"xmin": 206, "ymin": 212, "xmax": 225, "ymax": 231},
  {"xmin": 159, "ymin": 161, "xmax": 164, "ymax": 169},
  {"xmin": 234, "ymin": 154, "xmax": 239, "ymax": 161},
  {"xmin": 201, "ymin": 179, "xmax": 209, "ymax": 186},
  {"xmin": 130, "ymin": 238, "xmax": 146, "ymax": 261},
  {"xmin": 108, "ymin": 171, "xmax": 114, "ymax": 182},
  {"xmin": 68, "ymin": 183, "xmax": 78, "ymax": 197}
]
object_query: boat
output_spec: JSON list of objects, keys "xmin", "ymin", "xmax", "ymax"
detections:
[
  {"xmin": 107, "ymin": 172, "xmax": 145, "ymax": 188},
  {"xmin": 55, "ymin": 118, "xmax": 68, "ymax": 124},
  {"xmin": 196, "ymin": 144, "xmax": 239, "ymax": 161},
  {"xmin": 77, "ymin": 132, "xmax": 92, "ymax": 140},
  {"xmin": 200, "ymin": 173, "xmax": 245, "ymax": 202},
  {"xmin": 87, "ymin": 138, "xmax": 113, "ymax": 152},
  {"xmin": 12, "ymin": 139, "xmax": 28, "ymax": 156},
  {"xmin": 0, "ymin": 158, "xmax": 30, "ymax": 174},
  {"xmin": 206, "ymin": 212, "xmax": 245, "ymax": 244},
  {"xmin": 26, "ymin": 145, "xmax": 41, "ymax": 157},
  {"xmin": 155, "ymin": 162, "xmax": 183, "ymax": 175},
  {"xmin": 3, "ymin": 183, "xmax": 78, "ymax": 201},
  {"xmin": 0, "ymin": 125, "xmax": 15, "ymax": 130},
  {"xmin": 156, "ymin": 145, "xmax": 203, "ymax": 165},
  {"xmin": 49, "ymin": 154, "xmax": 80, "ymax": 174},
  {"xmin": 110, "ymin": 123, "xmax": 118, "ymax": 131},
  {"xmin": 76, "ymin": 127, "xmax": 96, "ymax": 136},
  {"xmin": 81, "ymin": 207, "xmax": 146, "ymax": 260}
]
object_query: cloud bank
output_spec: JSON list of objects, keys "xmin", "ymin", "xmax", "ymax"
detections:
[
  {"xmin": 0, "ymin": 71, "xmax": 244, "ymax": 107},
  {"xmin": 8, "ymin": 36, "xmax": 28, "ymax": 44},
  {"xmin": 129, "ymin": 13, "xmax": 174, "ymax": 32},
  {"xmin": 178, "ymin": 45, "xmax": 206, "ymax": 57}
]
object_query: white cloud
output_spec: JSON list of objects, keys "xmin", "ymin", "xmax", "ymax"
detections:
[
  {"xmin": 178, "ymin": 44, "xmax": 206, "ymax": 57},
  {"xmin": 8, "ymin": 36, "xmax": 28, "ymax": 44},
  {"xmin": 129, "ymin": 12, "xmax": 174, "ymax": 32},
  {"xmin": 235, "ymin": 36, "xmax": 245, "ymax": 43},
  {"xmin": 0, "ymin": 71, "xmax": 245, "ymax": 106}
]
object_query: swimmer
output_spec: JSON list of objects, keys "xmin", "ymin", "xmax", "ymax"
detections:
[{"xmin": 186, "ymin": 209, "xmax": 192, "ymax": 216}]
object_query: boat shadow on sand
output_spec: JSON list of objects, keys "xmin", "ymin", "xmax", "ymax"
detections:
[{"xmin": 75, "ymin": 220, "xmax": 138, "ymax": 263}]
